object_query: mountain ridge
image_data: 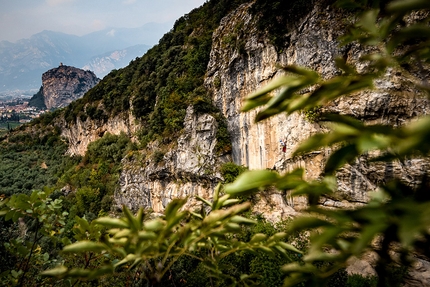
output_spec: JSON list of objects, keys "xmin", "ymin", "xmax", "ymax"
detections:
[{"xmin": 0, "ymin": 22, "xmax": 172, "ymax": 92}]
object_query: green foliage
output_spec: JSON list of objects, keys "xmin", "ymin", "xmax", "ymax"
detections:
[
  {"xmin": 347, "ymin": 274, "xmax": 378, "ymax": 287},
  {"xmin": 220, "ymin": 162, "xmax": 248, "ymax": 183},
  {"xmin": 0, "ymin": 129, "xmax": 68, "ymax": 195},
  {"xmin": 60, "ymin": 132, "xmax": 133, "ymax": 217},
  {"xmin": 59, "ymin": 0, "xmax": 248, "ymax": 150},
  {"xmin": 3, "ymin": 1, "xmax": 430, "ymax": 286},
  {"xmin": 0, "ymin": 190, "xmax": 68, "ymax": 286},
  {"xmin": 152, "ymin": 150, "xmax": 165, "ymax": 164},
  {"xmin": 44, "ymin": 185, "xmax": 303, "ymax": 285},
  {"xmin": 250, "ymin": 0, "xmax": 335, "ymax": 48}
]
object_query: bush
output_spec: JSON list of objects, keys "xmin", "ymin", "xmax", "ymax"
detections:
[{"xmin": 220, "ymin": 162, "xmax": 248, "ymax": 183}]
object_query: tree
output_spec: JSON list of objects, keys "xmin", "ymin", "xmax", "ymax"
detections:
[{"xmin": 0, "ymin": 190, "xmax": 68, "ymax": 286}]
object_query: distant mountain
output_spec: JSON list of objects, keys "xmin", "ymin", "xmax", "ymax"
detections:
[
  {"xmin": 0, "ymin": 22, "xmax": 172, "ymax": 93},
  {"xmin": 82, "ymin": 44, "xmax": 150, "ymax": 78}
]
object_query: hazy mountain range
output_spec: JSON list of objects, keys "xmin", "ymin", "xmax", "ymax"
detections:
[{"xmin": 0, "ymin": 22, "xmax": 172, "ymax": 93}]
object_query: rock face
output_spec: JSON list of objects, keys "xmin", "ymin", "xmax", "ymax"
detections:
[
  {"xmin": 204, "ymin": 2, "xmax": 430, "ymax": 210},
  {"xmin": 61, "ymin": 111, "xmax": 138, "ymax": 156},
  {"xmin": 41, "ymin": 65, "xmax": 99, "ymax": 109},
  {"xmin": 58, "ymin": 1, "xmax": 430, "ymax": 216},
  {"xmin": 114, "ymin": 106, "xmax": 230, "ymax": 213}
]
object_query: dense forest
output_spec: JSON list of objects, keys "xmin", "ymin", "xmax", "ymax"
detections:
[{"xmin": 1, "ymin": 0, "xmax": 430, "ymax": 286}]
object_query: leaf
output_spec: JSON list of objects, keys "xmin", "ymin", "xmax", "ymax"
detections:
[
  {"xmin": 87, "ymin": 265, "xmax": 115, "ymax": 280},
  {"xmin": 293, "ymin": 133, "xmax": 327, "ymax": 155},
  {"xmin": 11, "ymin": 270, "xmax": 20, "ymax": 278},
  {"xmin": 245, "ymin": 76, "xmax": 293, "ymax": 102},
  {"xmin": 257, "ymin": 245, "xmax": 275, "ymax": 255},
  {"xmin": 221, "ymin": 198, "xmax": 241, "ymax": 207},
  {"xmin": 267, "ymin": 232, "xmax": 287, "ymax": 243},
  {"xmin": 250, "ymin": 233, "xmax": 267, "ymax": 243},
  {"xmin": 113, "ymin": 229, "xmax": 132, "ymax": 239},
  {"xmin": 143, "ymin": 219, "xmax": 165, "ymax": 232},
  {"xmin": 66, "ymin": 268, "xmax": 91, "ymax": 278},
  {"xmin": 164, "ymin": 198, "xmax": 187, "ymax": 219},
  {"xmin": 138, "ymin": 231, "xmax": 157, "ymax": 240},
  {"xmin": 62, "ymin": 241, "xmax": 106, "ymax": 253},
  {"xmin": 123, "ymin": 205, "xmax": 139, "ymax": 231},
  {"xmin": 276, "ymin": 168, "xmax": 305, "ymax": 190},
  {"xmin": 41, "ymin": 266, "xmax": 68, "ymax": 277},
  {"xmin": 195, "ymin": 196, "xmax": 212, "ymax": 207},
  {"xmin": 225, "ymin": 222, "xmax": 241, "ymax": 232},
  {"xmin": 224, "ymin": 170, "xmax": 279, "ymax": 196},
  {"xmin": 75, "ymin": 216, "xmax": 90, "ymax": 232},
  {"xmin": 213, "ymin": 194, "xmax": 230, "ymax": 210},
  {"xmin": 5, "ymin": 210, "xmax": 15, "ymax": 221},
  {"xmin": 358, "ymin": 9, "xmax": 379, "ymax": 35},
  {"xmin": 94, "ymin": 217, "xmax": 128, "ymax": 228},
  {"xmin": 277, "ymin": 242, "xmax": 302, "ymax": 254},
  {"xmin": 114, "ymin": 253, "xmax": 139, "ymax": 268},
  {"xmin": 351, "ymin": 223, "xmax": 386, "ymax": 254},
  {"xmin": 230, "ymin": 215, "xmax": 256, "ymax": 225},
  {"xmin": 387, "ymin": 0, "xmax": 430, "ymax": 13}
]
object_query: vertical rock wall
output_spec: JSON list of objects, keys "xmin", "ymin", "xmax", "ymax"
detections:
[
  {"xmin": 114, "ymin": 106, "xmax": 231, "ymax": 213},
  {"xmin": 204, "ymin": 3, "xmax": 430, "ymax": 209}
]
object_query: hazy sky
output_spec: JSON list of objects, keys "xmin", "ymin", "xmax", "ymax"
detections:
[{"xmin": 0, "ymin": 0, "xmax": 207, "ymax": 42}]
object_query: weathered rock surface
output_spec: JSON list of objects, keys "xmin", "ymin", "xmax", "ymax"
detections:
[
  {"xmin": 114, "ymin": 106, "xmax": 231, "ymax": 213},
  {"xmin": 204, "ymin": 2, "xmax": 430, "ymax": 211},
  {"xmin": 61, "ymin": 109, "xmax": 138, "ymax": 156},
  {"xmin": 41, "ymin": 64, "xmax": 99, "ymax": 109}
]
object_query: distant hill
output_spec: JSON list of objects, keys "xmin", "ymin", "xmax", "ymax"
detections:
[{"xmin": 0, "ymin": 22, "xmax": 171, "ymax": 93}]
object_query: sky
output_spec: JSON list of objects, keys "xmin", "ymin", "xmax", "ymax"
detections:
[{"xmin": 0, "ymin": 0, "xmax": 207, "ymax": 42}]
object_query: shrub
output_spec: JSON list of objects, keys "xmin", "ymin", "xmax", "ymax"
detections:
[{"xmin": 220, "ymin": 162, "xmax": 248, "ymax": 183}]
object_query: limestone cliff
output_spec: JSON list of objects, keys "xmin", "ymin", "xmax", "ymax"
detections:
[
  {"xmin": 39, "ymin": 65, "xmax": 99, "ymax": 109},
  {"xmin": 204, "ymin": 2, "xmax": 430, "ymax": 210},
  {"xmin": 114, "ymin": 106, "xmax": 230, "ymax": 213},
  {"xmin": 56, "ymin": 1, "xmax": 430, "ymax": 216}
]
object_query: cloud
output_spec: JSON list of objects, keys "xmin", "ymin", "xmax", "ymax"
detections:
[
  {"xmin": 46, "ymin": 0, "xmax": 75, "ymax": 6},
  {"xmin": 122, "ymin": 0, "xmax": 136, "ymax": 4}
]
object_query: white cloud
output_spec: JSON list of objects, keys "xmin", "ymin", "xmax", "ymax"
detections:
[{"xmin": 122, "ymin": 0, "xmax": 136, "ymax": 4}]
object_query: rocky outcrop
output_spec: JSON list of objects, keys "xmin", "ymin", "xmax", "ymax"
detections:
[
  {"xmin": 61, "ymin": 110, "xmax": 137, "ymax": 156},
  {"xmin": 204, "ymin": 2, "xmax": 430, "ymax": 210},
  {"xmin": 114, "ymin": 106, "xmax": 231, "ymax": 213},
  {"xmin": 40, "ymin": 65, "xmax": 99, "ymax": 109}
]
